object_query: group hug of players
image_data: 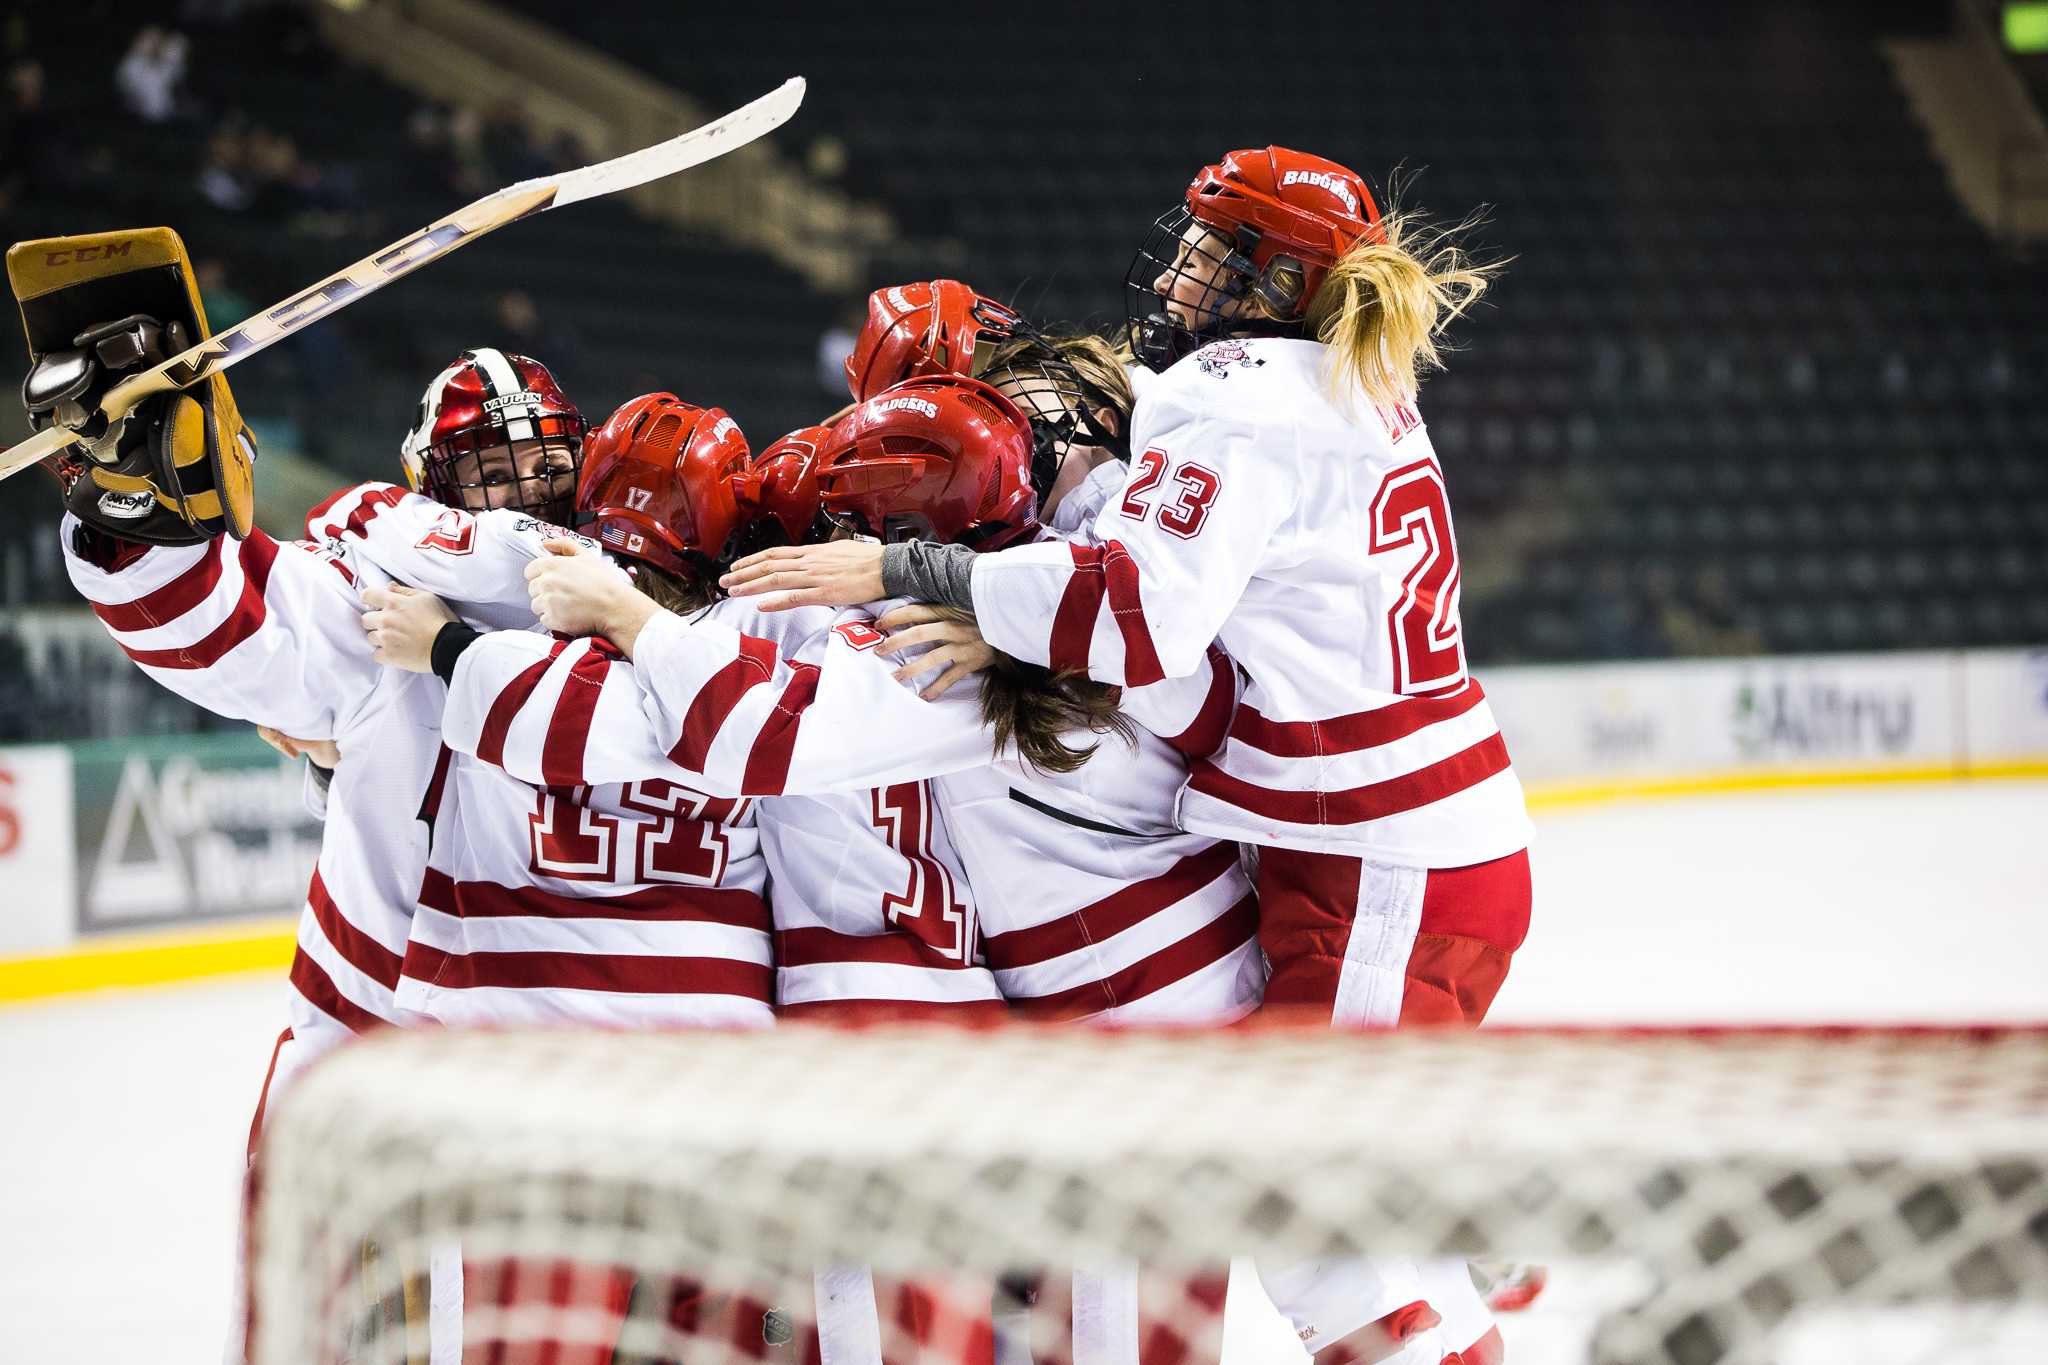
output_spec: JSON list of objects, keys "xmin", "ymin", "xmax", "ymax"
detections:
[{"xmin": 24, "ymin": 145, "xmax": 1536, "ymax": 1364}]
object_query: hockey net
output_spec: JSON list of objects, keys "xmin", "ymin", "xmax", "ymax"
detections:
[{"xmin": 247, "ymin": 1024, "xmax": 2048, "ymax": 1365}]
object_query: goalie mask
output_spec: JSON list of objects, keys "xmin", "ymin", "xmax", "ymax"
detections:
[
  {"xmin": 401, "ymin": 349, "xmax": 585, "ymax": 523},
  {"xmin": 1125, "ymin": 146, "xmax": 1383, "ymax": 371},
  {"xmin": 816, "ymin": 376, "xmax": 1037, "ymax": 550},
  {"xmin": 844, "ymin": 280, "xmax": 1028, "ymax": 403},
  {"xmin": 578, "ymin": 392, "xmax": 751, "ymax": 581}
]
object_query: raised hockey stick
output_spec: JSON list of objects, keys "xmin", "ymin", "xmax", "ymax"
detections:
[{"xmin": 0, "ymin": 76, "xmax": 806, "ymax": 485}]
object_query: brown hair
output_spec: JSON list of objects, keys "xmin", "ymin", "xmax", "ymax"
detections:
[
  {"xmin": 626, "ymin": 560, "xmax": 716, "ymax": 616},
  {"xmin": 983, "ymin": 331, "xmax": 1135, "ymax": 424},
  {"xmin": 1303, "ymin": 205, "xmax": 1501, "ymax": 410},
  {"xmin": 933, "ymin": 605, "xmax": 1132, "ymax": 775}
]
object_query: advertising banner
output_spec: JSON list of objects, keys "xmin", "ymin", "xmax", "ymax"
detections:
[
  {"xmin": 1487, "ymin": 648, "xmax": 2046, "ymax": 788},
  {"xmin": 0, "ymin": 745, "xmax": 77, "ymax": 954},
  {"xmin": 1958, "ymin": 648, "xmax": 2048, "ymax": 762},
  {"xmin": 67, "ymin": 732, "xmax": 321, "ymax": 935}
]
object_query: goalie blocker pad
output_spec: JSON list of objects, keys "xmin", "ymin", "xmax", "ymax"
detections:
[{"xmin": 9, "ymin": 227, "xmax": 256, "ymax": 539}]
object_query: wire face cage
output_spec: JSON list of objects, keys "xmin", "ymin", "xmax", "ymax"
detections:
[
  {"xmin": 418, "ymin": 412, "xmax": 587, "ymax": 525},
  {"xmin": 1125, "ymin": 205, "xmax": 1290, "ymax": 373}
]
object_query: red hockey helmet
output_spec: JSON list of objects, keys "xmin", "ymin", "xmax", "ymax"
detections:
[
  {"xmin": 816, "ymin": 376, "xmax": 1038, "ymax": 550},
  {"xmin": 1125, "ymin": 147, "xmax": 1384, "ymax": 370},
  {"xmin": 844, "ymin": 280, "xmax": 1028, "ymax": 402},
  {"xmin": 400, "ymin": 348, "xmax": 586, "ymax": 520},
  {"xmin": 576, "ymin": 392, "xmax": 750, "ymax": 579},
  {"xmin": 739, "ymin": 424, "xmax": 830, "ymax": 546}
]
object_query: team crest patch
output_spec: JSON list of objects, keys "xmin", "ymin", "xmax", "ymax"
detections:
[
  {"xmin": 512, "ymin": 517, "xmax": 589, "ymax": 546},
  {"xmin": 1194, "ymin": 340, "xmax": 1265, "ymax": 379}
]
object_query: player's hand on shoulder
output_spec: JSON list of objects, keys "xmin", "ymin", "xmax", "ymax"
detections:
[
  {"xmin": 875, "ymin": 603, "xmax": 994, "ymax": 699},
  {"xmin": 361, "ymin": 582, "xmax": 456, "ymax": 672},
  {"xmin": 525, "ymin": 537, "xmax": 640, "ymax": 639},
  {"xmin": 721, "ymin": 541, "xmax": 885, "ymax": 612}
]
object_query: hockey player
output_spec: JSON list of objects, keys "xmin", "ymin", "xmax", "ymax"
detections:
[
  {"xmin": 828, "ymin": 279, "xmax": 1119, "ymax": 487},
  {"xmin": 843, "ymin": 278, "xmax": 1030, "ymax": 402},
  {"xmin": 359, "ymin": 373, "xmax": 1283, "ymax": 1365},
  {"xmin": 10, "ymin": 238, "xmax": 596, "ymax": 1111},
  {"xmin": 33, "ymin": 301, "xmax": 776, "ymax": 1360},
  {"xmin": 365, "ymin": 373, "xmax": 1262, "ymax": 1024},
  {"xmin": 719, "ymin": 226, "xmax": 1527, "ymax": 1357},
  {"xmin": 547, "ymin": 390, "xmax": 1012, "ymax": 1020},
  {"xmin": 724, "ymin": 151, "xmax": 1535, "ymax": 1040}
]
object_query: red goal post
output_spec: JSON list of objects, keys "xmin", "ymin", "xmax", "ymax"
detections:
[{"xmin": 246, "ymin": 1024, "xmax": 2048, "ymax": 1364}]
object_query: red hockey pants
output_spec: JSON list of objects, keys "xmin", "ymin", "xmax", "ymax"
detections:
[{"xmin": 1257, "ymin": 846, "xmax": 1531, "ymax": 1026}]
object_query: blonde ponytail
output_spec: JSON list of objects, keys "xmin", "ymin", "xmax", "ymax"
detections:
[{"xmin": 1305, "ymin": 208, "xmax": 1500, "ymax": 410}]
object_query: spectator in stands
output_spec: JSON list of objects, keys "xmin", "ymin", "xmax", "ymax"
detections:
[
  {"xmin": 539, "ymin": 125, "xmax": 587, "ymax": 173},
  {"xmin": 196, "ymin": 125, "xmax": 252, "ymax": 211},
  {"xmin": 115, "ymin": 26, "xmax": 190, "ymax": 125},
  {"xmin": 405, "ymin": 103, "xmax": 455, "ymax": 189},
  {"xmin": 0, "ymin": 59, "xmax": 51, "ymax": 207},
  {"xmin": 194, "ymin": 260, "xmax": 254, "ymax": 330},
  {"xmin": 492, "ymin": 290, "xmax": 583, "ymax": 385},
  {"xmin": 1662, "ymin": 565, "xmax": 1763, "ymax": 657},
  {"xmin": 243, "ymin": 126, "xmax": 312, "ymax": 220},
  {"xmin": 447, "ymin": 105, "xmax": 492, "ymax": 194},
  {"xmin": 815, "ymin": 295, "xmax": 863, "ymax": 397},
  {"xmin": 0, "ymin": 630, "xmax": 32, "ymax": 742},
  {"xmin": 484, "ymin": 100, "xmax": 551, "ymax": 183},
  {"xmin": 1587, "ymin": 561, "xmax": 1671, "ymax": 659}
]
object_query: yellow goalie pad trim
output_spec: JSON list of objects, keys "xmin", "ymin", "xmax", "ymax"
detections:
[
  {"xmin": 6, "ymin": 226, "xmax": 211, "ymax": 321},
  {"xmin": 8, "ymin": 228, "xmax": 256, "ymax": 539}
]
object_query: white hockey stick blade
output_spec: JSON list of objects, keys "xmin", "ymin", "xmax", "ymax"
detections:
[
  {"xmin": 543, "ymin": 76, "xmax": 805, "ymax": 210},
  {"xmin": 0, "ymin": 77, "xmax": 806, "ymax": 486}
]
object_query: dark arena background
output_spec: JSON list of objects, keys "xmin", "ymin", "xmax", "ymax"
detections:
[{"xmin": 1, "ymin": 2, "xmax": 2045, "ymax": 1362}]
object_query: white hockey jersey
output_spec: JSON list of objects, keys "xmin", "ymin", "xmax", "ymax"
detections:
[
  {"xmin": 317, "ymin": 484, "xmax": 775, "ymax": 1029},
  {"xmin": 422, "ymin": 593, "xmax": 1001, "ymax": 1016},
  {"xmin": 968, "ymin": 336, "xmax": 1533, "ymax": 868},
  {"xmin": 436, "ymin": 599, "xmax": 1261, "ymax": 1024},
  {"xmin": 62, "ymin": 517, "xmax": 431, "ymax": 1057}
]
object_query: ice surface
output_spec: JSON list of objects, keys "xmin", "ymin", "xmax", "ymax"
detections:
[{"xmin": 3, "ymin": 782, "xmax": 2042, "ymax": 1363}]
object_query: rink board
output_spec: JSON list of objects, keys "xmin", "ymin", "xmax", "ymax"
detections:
[{"xmin": 3, "ymin": 645, "xmax": 2044, "ymax": 999}]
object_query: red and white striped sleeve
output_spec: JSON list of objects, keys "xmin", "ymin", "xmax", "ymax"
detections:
[
  {"xmin": 968, "ymin": 389, "xmax": 1292, "ymax": 686},
  {"xmin": 439, "ymin": 609, "xmax": 993, "ymax": 798},
  {"xmin": 1119, "ymin": 643, "xmax": 1240, "ymax": 762},
  {"xmin": 60, "ymin": 516, "xmax": 381, "ymax": 738},
  {"xmin": 308, "ymin": 482, "xmax": 610, "ymax": 629}
]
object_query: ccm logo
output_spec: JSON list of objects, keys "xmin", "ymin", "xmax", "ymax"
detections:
[{"xmin": 45, "ymin": 242, "xmax": 134, "ymax": 267}]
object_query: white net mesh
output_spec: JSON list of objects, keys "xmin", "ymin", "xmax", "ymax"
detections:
[{"xmin": 249, "ymin": 1025, "xmax": 2048, "ymax": 1365}]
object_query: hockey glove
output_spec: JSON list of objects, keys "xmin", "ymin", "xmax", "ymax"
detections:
[{"xmin": 24, "ymin": 313, "xmax": 258, "ymax": 545}]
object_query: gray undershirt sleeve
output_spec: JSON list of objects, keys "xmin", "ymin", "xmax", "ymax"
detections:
[{"xmin": 880, "ymin": 540, "xmax": 980, "ymax": 610}]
